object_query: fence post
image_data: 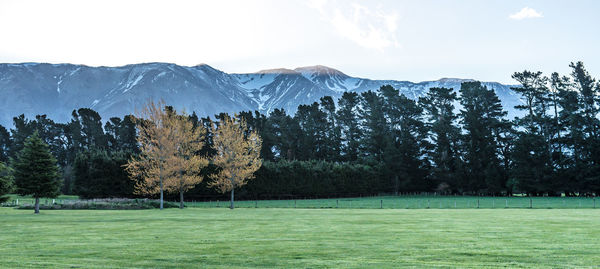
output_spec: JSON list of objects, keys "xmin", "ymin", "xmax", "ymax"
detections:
[
  {"xmin": 255, "ymin": 200, "xmax": 258, "ymax": 208},
  {"xmin": 427, "ymin": 200, "xmax": 430, "ymax": 209},
  {"xmin": 454, "ymin": 201, "xmax": 457, "ymax": 208},
  {"xmin": 380, "ymin": 200, "xmax": 383, "ymax": 209},
  {"xmin": 529, "ymin": 198, "xmax": 532, "ymax": 209},
  {"xmin": 594, "ymin": 198, "xmax": 596, "ymax": 209},
  {"xmin": 217, "ymin": 200, "xmax": 219, "ymax": 208},
  {"xmin": 336, "ymin": 200, "xmax": 339, "ymax": 208},
  {"xmin": 505, "ymin": 199, "xmax": 508, "ymax": 208},
  {"xmin": 294, "ymin": 200, "xmax": 296, "ymax": 208},
  {"xmin": 477, "ymin": 198, "xmax": 480, "ymax": 209}
]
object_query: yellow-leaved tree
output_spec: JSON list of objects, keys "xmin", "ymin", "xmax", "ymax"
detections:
[
  {"xmin": 165, "ymin": 112, "xmax": 209, "ymax": 209},
  {"xmin": 209, "ymin": 116, "xmax": 262, "ymax": 209},
  {"xmin": 125, "ymin": 101, "xmax": 208, "ymax": 210}
]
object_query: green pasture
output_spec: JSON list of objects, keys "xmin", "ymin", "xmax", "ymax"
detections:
[{"xmin": 1, "ymin": 207, "xmax": 600, "ymax": 268}]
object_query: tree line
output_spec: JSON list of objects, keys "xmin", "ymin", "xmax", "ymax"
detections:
[{"xmin": 0, "ymin": 62, "xmax": 599, "ymax": 203}]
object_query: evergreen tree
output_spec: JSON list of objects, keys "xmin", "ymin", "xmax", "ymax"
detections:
[
  {"xmin": 380, "ymin": 85, "xmax": 429, "ymax": 193},
  {"xmin": 359, "ymin": 90, "xmax": 387, "ymax": 161},
  {"xmin": 336, "ymin": 92, "xmax": 362, "ymax": 162},
  {"xmin": 319, "ymin": 96, "xmax": 342, "ymax": 161},
  {"xmin": 569, "ymin": 62, "xmax": 600, "ymax": 193},
  {"xmin": 0, "ymin": 162, "xmax": 13, "ymax": 203},
  {"xmin": 419, "ymin": 87, "xmax": 461, "ymax": 192},
  {"xmin": 295, "ymin": 102, "xmax": 328, "ymax": 160},
  {"xmin": 238, "ymin": 111, "xmax": 274, "ymax": 161},
  {"xmin": 510, "ymin": 71, "xmax": 554, "ymax": 195},
  {"xmin": 0, "ymin": 125, "xmax": 9, "ymax": 163},
  {"xmin": 73, "ymin": 149, "xmax": 135, "ymax": 198},
  {"xmin": 70, "ymin": 108, "xmax": 108, "ymax": 151},
  {"xmin": 12, "ymin": 132, "xmax": 61, "ymax": 213},
  {"xmin": 9, "ymin": 114, "xmax": 35, "ymax": 159},
  {"xmin": 267, "ymin": 109, "xmax": 300, "ymax": 161},
  {"xmin": 459, "ymin": 82, "xmax": 509, "ymax": 194}
]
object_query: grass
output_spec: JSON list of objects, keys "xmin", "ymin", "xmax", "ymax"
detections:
[{"xmin": 1, "ymin": 207, "xmax": 600, "ymax": 268}]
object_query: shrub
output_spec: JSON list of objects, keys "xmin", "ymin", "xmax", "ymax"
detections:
[{"xmin": 15, "ymin": 198, "xmax": 180, "ymax": 210}]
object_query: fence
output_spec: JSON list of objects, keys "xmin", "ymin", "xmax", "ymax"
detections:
[
  {"xmin": 4, "ymin": 195, "xmax": 599, "ymax": 209},
  {"xmin": 181, "ymin": 196, "xmax": 600, "ymax": 209}
]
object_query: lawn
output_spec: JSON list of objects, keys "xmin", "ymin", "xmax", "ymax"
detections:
[{"xmin": 1, "ymin": 207, "xmax": 599, "ymax": 268}]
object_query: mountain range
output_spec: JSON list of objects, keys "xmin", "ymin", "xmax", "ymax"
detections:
[{"xmin": 0, "ymin": 62, "xmax": 522, "ymax": 128}]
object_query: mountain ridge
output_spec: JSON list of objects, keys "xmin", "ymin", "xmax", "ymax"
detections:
[{"xmin": 0, "ymin": 62, "xmax": 521, "ymax": 128}]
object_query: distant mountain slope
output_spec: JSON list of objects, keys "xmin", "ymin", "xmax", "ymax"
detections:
[{"xmin": 0, "ymin": 62, "xmax": 520, "ymax": 127}]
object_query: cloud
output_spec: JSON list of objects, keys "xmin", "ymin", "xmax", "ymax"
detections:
[
  {"xmin": 509, "ymin": 7, "xmax": 543, "ymax": 20},
  {"xmin": 308, "ymin": 1, "xmax": 400, "ymax": 51}
]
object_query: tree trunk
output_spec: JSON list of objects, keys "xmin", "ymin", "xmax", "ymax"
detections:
[
  {"xmin": 230, "ymin": 176, "xmax": 235, "ymax": 209},
  {"xmin": 230, "ymin": 188, "xmax": 235, "ymax": 210},
  {"xmin": 179, "ymin": 189, "xmax": 184, "ymax": 209},
  {"xmin": 159, "ymin": 175, "xmax": 164, "ymax": 210},
  {"xmin": 394, "ymin": 175, "xmax": 399, "ymax": 195},
  {"xmin": 34, "ymin": 197, "xmax": 40, "ymax": 214}
]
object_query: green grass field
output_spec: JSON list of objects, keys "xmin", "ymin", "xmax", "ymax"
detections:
[{"xmin": 1, "ymin": 207, "xmax": 600, "ymax": 268}]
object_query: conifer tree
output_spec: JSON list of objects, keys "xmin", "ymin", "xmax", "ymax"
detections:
[
  {"xmin": 0, "ymin": 162, "xmax": 13, "ymax": 203},
  {"xmin": 336, "ymin": 92, "xmax": 362, "ymax": 162},
  {"xmin": 0, "ymin": 125, "xmax": 10, "ymax": 163},
  {"xmin": 359, "ymin": 90, "xmax": 387, "ymax": 161},
  {"xmin": 459, "ymin": 82, "xmax": 509, "ymax": 194},
  {"xmin": 267, "ymin": 109, "xmax": 300, "ymax": 161},
  {"xmin": 569, "ymin": 62, "xmax": 600, "ymax": 193},
  {"xmin": 380, "ymin": 85, "xmax": 429, "ymax": 192},
  {"xmin": 510, "ymin": 71, "xmax": 553, "ymax": 195},
  {"xmin": 12, "ymin": 132, "xmax": 60, "ymax": 213},
  {"xmin": 419, "ymin": 87, "xmax": 461, "ymax": 192}
]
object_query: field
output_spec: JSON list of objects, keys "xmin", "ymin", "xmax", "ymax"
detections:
[{"xmin": 2, "ymin": 207, "xmax": 600, "ymax": 268}]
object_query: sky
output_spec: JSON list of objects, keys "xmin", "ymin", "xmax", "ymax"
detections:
[{"xmin": 0, "ymin": 0, "xmax": 598, "ymax": 84}]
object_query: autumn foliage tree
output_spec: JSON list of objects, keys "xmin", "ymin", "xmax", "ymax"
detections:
[
  {"xmin": 165, "ymin": 112, "xmax": 209, "ymax": 209},
  {"xmin": 209, "ymin": 116, "xmax": 262, "ymax": 209},
  {"xmin": 125, "ymin": 101, "xmax": 208, "ymax": 210}
]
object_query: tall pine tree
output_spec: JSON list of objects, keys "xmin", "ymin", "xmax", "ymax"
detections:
[{"xmin": 12, "ymin": 132, "xmax": 61, "ymax": 213}]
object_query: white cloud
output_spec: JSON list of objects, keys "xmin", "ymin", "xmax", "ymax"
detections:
[
  {"xmin": 308, "ymin": 1, "xmax": 400, "ymax": 51},
  {"xmin": 509, "ymin": 7, "xmax": 543, "ymax": 20}
]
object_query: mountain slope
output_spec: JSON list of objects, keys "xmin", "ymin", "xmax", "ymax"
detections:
[{"xmin": 0, "ymin": 62, "xmax": 520, "ymax": 127}]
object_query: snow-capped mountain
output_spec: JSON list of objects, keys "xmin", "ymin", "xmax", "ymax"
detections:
[{"xmin": 0, "ymin": 62, "xmax": 520, "ymax": 128}]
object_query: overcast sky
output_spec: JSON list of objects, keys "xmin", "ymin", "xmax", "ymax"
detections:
[{"xmin": 1, "ymin": 0, "xmax": 598, "ymax": 83}]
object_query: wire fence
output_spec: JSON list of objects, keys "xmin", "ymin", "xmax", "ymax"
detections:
[
  {"xmin": 182, "ymin": 196, "xmax": 600, "ymax": 209},
  {"xmin": 4, "ymin": 195, "xmax": 599, "ymax": 209}
]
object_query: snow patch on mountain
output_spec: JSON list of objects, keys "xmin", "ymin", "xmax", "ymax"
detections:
[{"xmin": 0, "ymin": 62, "xmax": 522, "ymax": 128}]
